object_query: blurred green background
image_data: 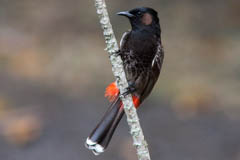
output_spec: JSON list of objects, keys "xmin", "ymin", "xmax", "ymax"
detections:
[{"xmin": 0, "ymin": 0, "xmax": 240, "ymax": 160}]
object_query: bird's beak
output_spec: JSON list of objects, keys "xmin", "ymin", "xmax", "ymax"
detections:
[{"xmin": 117, "ymin": 11, "xmax": 134, "ymax": 18}]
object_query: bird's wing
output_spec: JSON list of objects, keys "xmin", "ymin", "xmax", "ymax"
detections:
[
  {"xmin": 139, "ymin": 41, "xmax": 164, "ymax": 102},
  {"xmin": 120, "ymin": 31, "xmax": 131, "ymax": 49},
  {"xmin": 152, "ymin": 41, "xmax": 164, "ymax": 72}
]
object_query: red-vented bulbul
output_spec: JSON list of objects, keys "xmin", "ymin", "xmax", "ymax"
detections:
[{"xmin": 85, "ymin": 7, "xmax": 164, "ymax": 155}]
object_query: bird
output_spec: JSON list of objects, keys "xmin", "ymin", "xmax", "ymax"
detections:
[{"xmin": 85, "ymin": 7, "xmax": 164, "ymax": 155}]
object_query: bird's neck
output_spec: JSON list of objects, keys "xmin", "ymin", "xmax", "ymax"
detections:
[{"xmin": 131, "ymin": 26, "xmax": 160, "ymax": 40}]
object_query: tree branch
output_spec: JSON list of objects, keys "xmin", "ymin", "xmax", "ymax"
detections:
[{"xmin": 94, "ymin": 0, "xmax": 151, "ymax": 160}]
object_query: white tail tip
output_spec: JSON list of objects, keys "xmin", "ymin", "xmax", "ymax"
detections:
[{"xmin": 85, "ymin": 137, "xmax": 104, "ymax": 155}]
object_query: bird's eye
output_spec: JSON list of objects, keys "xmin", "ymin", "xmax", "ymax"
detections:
[{"xmin": 137, "ymin": 11, "xmax": 142, "ymax": 16}]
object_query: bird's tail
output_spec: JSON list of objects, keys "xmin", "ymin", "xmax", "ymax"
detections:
[
  {"xmin": 85, "ymin": 96, "xmax": 124, "ymax": 155},
  {"xmin": 85, "ymin": 82, "xmax": 140, "ymax": 155}
]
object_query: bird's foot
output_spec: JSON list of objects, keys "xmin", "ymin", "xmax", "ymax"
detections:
[
  {"xmin": 121, "ymin": 82, "xmax": 136, "ymax": 97},
  {"xmin": 113, "ymin": 50, "xmax": 121, "ymax": 56}
]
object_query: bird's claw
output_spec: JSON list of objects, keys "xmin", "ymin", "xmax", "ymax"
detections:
[
  {"xmin": 113, "ymin": 50, "xmax": 121, "ymax": 56},
  {"xmin": 121, "ymin": 83, "xmax": 136, "ymax": 97}
]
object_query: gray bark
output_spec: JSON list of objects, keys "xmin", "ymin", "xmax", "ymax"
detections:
[{"xmin": 94, "ymin": 0, "xmax": 151, "ymax": 160}]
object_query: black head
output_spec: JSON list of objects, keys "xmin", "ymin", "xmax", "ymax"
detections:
[{"xmin": 117, "ymin": 7, "xmax": 160, "ymax": 32}]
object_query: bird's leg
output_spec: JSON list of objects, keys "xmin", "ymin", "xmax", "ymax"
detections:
[{"xmin": 121, "ymin": 82, "xmax": 136, "ymax": 97}]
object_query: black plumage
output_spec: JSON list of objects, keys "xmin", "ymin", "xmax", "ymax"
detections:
[{"xmin": 119, "ymin": 7, "xmax": 164, "ymax": 103}]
